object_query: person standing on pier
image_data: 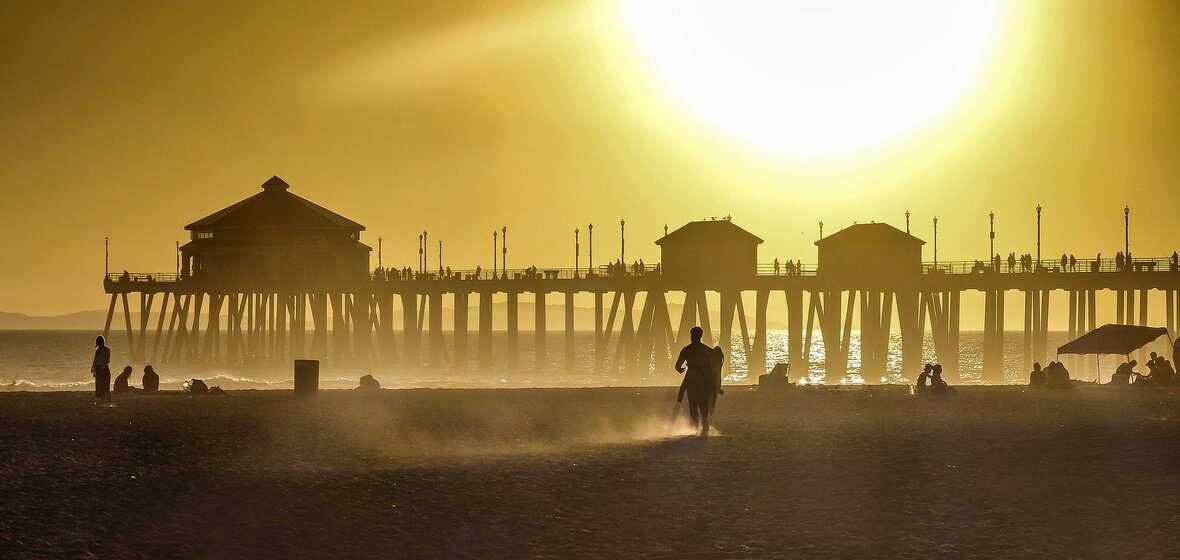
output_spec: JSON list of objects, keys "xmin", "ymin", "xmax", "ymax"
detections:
[
  {"xmin": 675, "ymin": 326, "xmax": 716, "ymax": 436},
  {"xmin": 91, "ymin": 335, "xmax": 112, "ymax": 405}
]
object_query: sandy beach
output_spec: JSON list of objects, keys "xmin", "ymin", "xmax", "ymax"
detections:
[{"xmin": 2, "ymin": 385, "xmax": 1178, "ymax": 558}]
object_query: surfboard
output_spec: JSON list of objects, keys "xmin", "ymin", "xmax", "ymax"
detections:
[{"xmin": 708, "ymin": 345, "xmax": 724, "ymax": 414}]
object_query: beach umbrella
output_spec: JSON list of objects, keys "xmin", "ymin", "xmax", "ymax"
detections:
[{"xmin": 1056, "ymin": 324, "xmax": 1170, "ymax": 383}]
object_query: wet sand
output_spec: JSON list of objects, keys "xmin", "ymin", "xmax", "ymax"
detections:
[{"xmin": 1, "ymin": 385, "xmax": 1178, "ymax": 558}]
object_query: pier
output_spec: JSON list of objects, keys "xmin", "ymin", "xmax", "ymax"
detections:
[{"xmin": 103, "ymin": 177, "xmax": 1180, "ymax": 382}]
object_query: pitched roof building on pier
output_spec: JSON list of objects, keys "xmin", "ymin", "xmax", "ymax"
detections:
[
  {"xmin": 657, "ymin": 219, "xmax": 763, "ymax": 282},
  {"xmin": 180, "ymin": 176, "xmax": 370, "ymax": 287}
]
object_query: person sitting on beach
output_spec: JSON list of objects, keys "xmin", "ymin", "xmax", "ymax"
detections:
[
  {"xmin": 675, "ymin": 326, "xmax": 716, "ymax": 436},
  {"xmin": 1150, "ymin": 352, "xmax": 1174, "ymax": 386},
  {"xmin": 1044, "ymin": 362, "xmax": 1073, "ymax": 389},
  {"xmin": 1155, "ymin": 355, "xmax": 1176, "ymax": 386},
  {"xmin": 915, "ymin": 363, "xmax": 932, "ymax": 395},
  {"xmin": 188, "ymin": 379, "xmax": 209, "ymax": 395},
  {"xmin": 113, "ymin": 366, "xmax": 133, "ymax": 393},
  {"xmin": 142, "ymin": 365, "xmax": 160, "ymax": 392},
  {"xmin": 91, "ymin": 335, "xmax": 112, "ymax": 405},
  {"xmin": 758, "ymin": 363, "xmax": 791, "ymax": 390},
  {"xmin": 1109, "ymin": 361, "xmax": 1137, "ymax": 385},
  {"xmin": 1029, "ymin": 363, "xmax": 1046, "ymax": 389},
  {"xmin": 930, "ymin": 364, "xmax": 955, "ymax": 395},
  {"xmin": 356, "ymin": 374, "xmax": 380, "ymax": 391}
]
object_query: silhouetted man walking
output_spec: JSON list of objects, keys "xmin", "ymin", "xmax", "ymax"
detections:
[{"xmin": 676, "ymin": 326, "xmax": 716, "ymax": 436}]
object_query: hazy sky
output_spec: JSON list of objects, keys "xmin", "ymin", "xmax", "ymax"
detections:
[{"xmin": 2, "ymin": 0, "xmax": 1179, "ymax": 314}]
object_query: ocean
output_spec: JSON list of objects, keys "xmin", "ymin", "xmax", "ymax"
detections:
[{"xmin": 4, "ymin": 329, "xmax": 1165, "ymax": 391}]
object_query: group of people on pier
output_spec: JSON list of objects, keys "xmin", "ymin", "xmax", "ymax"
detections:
[
  {"xmin": 772, "ymin": 258, "xmax": 804, "ymax": 276},
  {"xmin": 91, "ymin": 336, "xmax": 159, "ymax": 405}
]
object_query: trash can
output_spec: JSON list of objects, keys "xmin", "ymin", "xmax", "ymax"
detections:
[{"xmin": 294, "ymin": 359, "xmax": 319, "ymax": 396}]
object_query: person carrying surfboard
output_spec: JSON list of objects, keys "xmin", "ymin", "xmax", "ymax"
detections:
[{"xmin": 675, "ymin": 326, "xmax": 718, "ymax": 436}]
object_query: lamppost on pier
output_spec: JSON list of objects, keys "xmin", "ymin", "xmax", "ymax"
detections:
[
  {"xmin": 905, "ymin": 211, "xmax": 910, "ymax": 234},
  {"xmin": 1035, "ymin": 205, "xmax": 1042, "ymax": 268},
  {"xmin": 418, "ymin": 233, "xmax": 424, "ymax": 273},
  {"xmin": 377, "ymin": 237, "xmax": 382, "ymax": 270},
  {"xmin": 575, "ymin": 228, "xmax": 580, "ymax": 277},
  {"xmin": 933, "ymin": 217, "xmax": 939, "ymax": 268},
  {"xmin": 492, "ymin": 231, "xmax": 498, "ymax": 279},
  {"xmin": 588, "ymin": 223, "xmax": 593, "ymax": 275},
  {"xmin": 105, "ymin": 236, "xmax": 109, "ymax": 277},
  {"xmin": 423, "ymin": 230, "xmax": 428, "ymax": 272},
  {"xmin": 502, "ymin": 226, "xmax": 507, "ymax": 278},
  {"xmin": 989, "ymin": 212, "xmax": 995, "ymax": 266},
  {"xmin": 174, "ymin": 240, "xmax": 179, "ymax": 276},
  {"xmin": 1124, "ymin": 205, "xmax": 1130, "ymax": 260},
  {"xmin": 438, "ymin": 240, "xmax": 442, "ymax": 275},
  {"xmin": 620, "ymin": 219, "xmax": 626, "ymax": 266},
  {"xmin": 818, "ymin": 221, "xmax": 824, "ymax": 241}
]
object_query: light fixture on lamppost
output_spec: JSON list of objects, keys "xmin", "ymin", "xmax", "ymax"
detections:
[
  {"xmin": 502, "ymin": 226, "xmax": 507, "ymax": 278},
  {"xmin": 664, "ymin": 224, "xmax": 668, "ymax": 237},
  {"xmin": 575, "ymin": 228, "xmax": 580, "ymax": 277},
  {"xmin": 933, "ymin": 217, "xmax": 939, "ymax": 268},
  {"xmin": 905, "ymin": 210, "xmax": 910, "ymax": 234},
  {"xmin": 989, "ymin": 212, "xmax": 995, "ymax": 267},
  {"xmin": 818, "ymin": 221, "xmax": 824, "ymax": 241},
  {"xmin": 492, "ymin": 231, "xmax": 498, "ymax": 279},
  {"xmin": 1035, "ymin": 205, "xmax": 1042, "ymax": 268}
]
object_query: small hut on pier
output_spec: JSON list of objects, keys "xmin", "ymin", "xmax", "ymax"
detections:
[
  {"xmin": 180, "ymin": 176, "xmax": 370, "ymax": 287},
  {"xmin": 816, "ymin": 223, "xmax": 924, "ymax": 282},
  {"xmin": 656, "ymin": 219, "xmax": 763, "ymax": 281}
]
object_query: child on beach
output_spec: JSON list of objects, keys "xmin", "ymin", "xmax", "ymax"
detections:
[{"xmin": 91, "ymin": 335, "xmax": 112, "ymax": 405}]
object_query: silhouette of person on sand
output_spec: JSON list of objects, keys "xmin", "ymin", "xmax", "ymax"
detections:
[
  {"xmin": 113, "ymin": 366, "xmax": 133, "ymax": 393},
  {"xmin": 142, "ymin": 365, "xmax": 159, "ymax": 392},
  {"xmin": 1029, "ymin": 362, "xmax": 1046, "ymax": 389},
  {"xmin": 91, "ymin": 335, "xmax": 112, "ymax": 405},
  {"xmin": 676, "ymin": 326, "xmax": 718, "ymax": 436},
  {"xmin": 929, "ymin": 364, "xmax": 955, "ymax": 395},
  {"xmin": 915, "ymin": 363, "xmax": 932, "ymax": 394}
]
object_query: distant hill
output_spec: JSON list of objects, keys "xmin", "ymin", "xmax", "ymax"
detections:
[{"xmin": 0, "ymin": 310, "xmax": 124, "ymax": 330}]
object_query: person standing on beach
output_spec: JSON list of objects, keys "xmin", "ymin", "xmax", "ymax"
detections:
[
  {"xmin": 92, "ymin": 335, "xmax": 112, "ymax": 405},
  {"xmin": 675, "ymin": 326, "xmax": 715, "ymax": 436}
]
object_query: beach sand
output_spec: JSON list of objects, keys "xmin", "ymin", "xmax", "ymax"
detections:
[{"xmin": 1, "ymin": 385, "xmax": 1178, "ymax": 558}]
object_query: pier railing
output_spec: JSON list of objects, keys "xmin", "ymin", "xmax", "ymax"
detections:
[{"xmin": 104, "ymin": 256, "xmax": 1179, "ymax": 286}]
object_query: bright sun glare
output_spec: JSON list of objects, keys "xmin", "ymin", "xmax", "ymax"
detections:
[{"xmin": 621, "ymin": 0, "xmax": 1006, "ymax": 160}]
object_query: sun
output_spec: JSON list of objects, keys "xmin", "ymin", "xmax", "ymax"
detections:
[{"xmin": 620, "ymin": 0, "xmax": 1007, "ymax": 160}]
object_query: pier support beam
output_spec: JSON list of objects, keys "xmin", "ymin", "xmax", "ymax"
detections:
[
  {"xmin": 535, "ymin": 291, "xmax": 547, "ymax": 370},
  {"xmin": 454, "ymin": 292, "xmax": 468, "ymax": 368},
  {"xmin": 401, "ymin": 292, "xmax": 419, "ymax": 367},
  {"xmin": 506, "ymin": 291, "xmax": 518, "ymax": 369},
  {"xmin": 478, "ymin": 292, "xmax": 493, "ymax": 368},
  {"xmin": 565, "ymin": 292, "xmax": 575, "ymax": 370},
  {"xmin": 982, "ymin": 289, "xmax": 1006, "ymax": 382}
]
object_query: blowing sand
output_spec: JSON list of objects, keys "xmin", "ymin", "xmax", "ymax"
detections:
[{"xmin": 1, "ymin": 385, "xmax": 1178, "ymax": 558}]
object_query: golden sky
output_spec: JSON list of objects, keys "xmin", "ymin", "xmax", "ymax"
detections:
[{"xmin": 1, "ymin": 0, "xmax": 1178, "ymax": 315}]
